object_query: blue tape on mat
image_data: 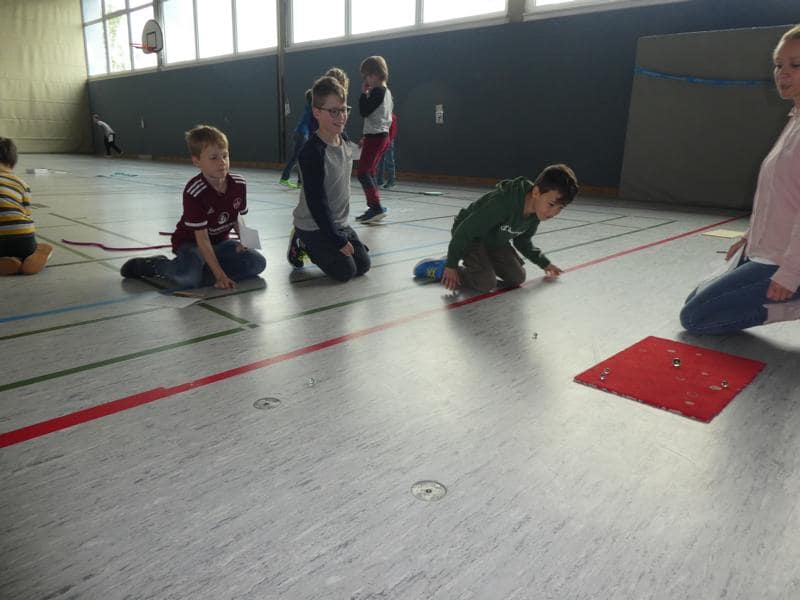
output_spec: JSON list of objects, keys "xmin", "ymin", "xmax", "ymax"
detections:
[{"xmin": 634, "ymin": 67, "xmax": 771, "ymax": 87}]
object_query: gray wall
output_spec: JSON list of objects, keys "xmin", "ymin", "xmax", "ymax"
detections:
[
  {"xmin": 620, "ymin": 26, "xmax": 790, "ymax": 209},
  {"xmin": 87, "ymin": 0, "xmax": 798, "ymax": 188},
  {"xmin": 89, "ymin": 56, "xmax": 279, "ymax": 161}
]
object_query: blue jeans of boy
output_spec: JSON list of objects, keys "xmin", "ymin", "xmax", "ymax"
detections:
[
  {"xmin": 281, "ymin": 132, "xmax": 308, "ymax": 181},
  {"xmin": 156, "ymin": 239, "xmax": 266, "ymax": 288},
  {"xmin": 680, "ymin": 259, "xmax": 800, "ymax": 335},
  {"xmin": 376, "ymin": 140, "xmax": 395, "ymax": 185}
]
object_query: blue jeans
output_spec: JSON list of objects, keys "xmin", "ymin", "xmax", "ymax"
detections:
[
  {"xmin": 296, "ymin": 226, "xmax": 370, "ymax": 282},
  {"xmin": 680, "ymin": 259, "xmax": 800, "ymax": 335},
  {"xmin": 376, "ymin": 140, "xmax": 395, "ymax": 185},
  {"xmin": 156, "ymin": 239, "xmax": 266, "ymax": 288},
  {"xmin": 281, "ymin": 132, "xmax": 308, "ymax": 181}
]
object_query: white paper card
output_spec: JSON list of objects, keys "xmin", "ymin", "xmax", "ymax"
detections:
[
  {"xmin": 237, "ymin": 215, "xmax": 261, "ymax": 249},
  {"xmin": 346, "ymin": 140, "xmax": 362, "ymax": 160}
]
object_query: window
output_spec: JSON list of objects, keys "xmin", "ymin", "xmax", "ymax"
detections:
[
  {"xmin": 81, "ymin": 0, "xmax": 102, "ymax": 22},
  {"xmin": 84, "ymin": 21, "xmax": 107, "ymax": 76},
  {"xmin": 423, "ymin": 0, "xmax": 506, "ymax": 24},
  {"xmin": 82, "ymin": 0, "xmax": 159, "ymax": 76},
  {"xmin": 236, "ymin": 0, "xmax": 278, "ymax": 52},
  {"xmin": 130, "ymin": 6, "xmax": 157, "ymax": 70},
  {"xmin": 105, "ymin": 0, "xmax": 127, "ymax": 13},
  {"xmin": 197, "ymin": 0, "xmax": 234, "ymax": 58},
  {"xmin": 291, "ymin": 0, "xmax": 509, "ymax": 46},
  {"xmin": 162, "ymin": 0, "xmax": 196, "ymax": 64},
  {"xmin": 106, "ymin": 15, "xmax": 132, "ymax": 72},
  {"xmin": 351, "ymin": 0, "xmax": 415, "ymax": 35},
  {"xmin": 291, "ymin": 0, "xmax": 345, "ymax": 44}
]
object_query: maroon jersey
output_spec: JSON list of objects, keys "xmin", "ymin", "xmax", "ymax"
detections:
[{"xmin": 170, "ymin": 172, "xmax": 248, "ymax": 252}]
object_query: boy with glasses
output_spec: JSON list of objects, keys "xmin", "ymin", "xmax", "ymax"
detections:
[{"xmin": 287, "ymin": 76, "xmax": 371, "ymax": 282}]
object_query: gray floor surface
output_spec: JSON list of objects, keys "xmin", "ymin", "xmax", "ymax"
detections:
[{"xmin": 1, "ymin": 155, "xmax": 798, "ymax": 600}]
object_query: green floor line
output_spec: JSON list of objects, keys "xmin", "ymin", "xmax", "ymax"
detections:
[
  {"xmin": 0, "ymin": 307, "xmax": 163, "ymax": 342},
  {"xmin": 136, "ymin": 276, "xmax": 258, "ymax": 327},
  {"xmin": 50, "ymin": 213, "xmax": 155, "ymax": 245},
  {"xmin": 197, "ymin": 302, "xmax": 253, "ymax": 325},
  {"xmin": 36, "ymin": 234, "xmax": 95, "ymax": 260},
  {"xmin": 547, "ymin": 220, "xmax": 677, "ymax": 254},
  {"xmin": 47, "ymin": 255, "xmax": 136, "ymax": 268},
  {"xmin": 263, "ymin": 287, "xmax": 407, "ymax": 324},
  {"xmin": 0, "ymin": 327, "xmax": 245, "ymax": 393}
]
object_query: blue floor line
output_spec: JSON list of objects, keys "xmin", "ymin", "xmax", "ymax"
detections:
[{"xmin": 0, "ymin": 297, "xmax": 133, "ymax": 324}]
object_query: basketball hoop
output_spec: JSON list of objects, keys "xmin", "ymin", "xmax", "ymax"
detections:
[
  {"xmin": 131, "ymin": 42, "xmax": 158, "ymax": 54},
  {"xmin": 134, "ymin": 19, "xmax": 164, "ymax": 55}
]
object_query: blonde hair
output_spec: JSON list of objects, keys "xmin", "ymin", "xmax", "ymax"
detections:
[
  {"xmin": 360, "ymin": 55, "xmax": 388, "ymax": 82},
  {"xmin": 185, "ymin": 125, "xmax": 228, "ymax": 157},
  {"xmin": 325, "ymin": 67, "xmax": 350, "ymax": 93},
  {"xmin": 780, "ymin": 24, "xmax": 800, "ymax": 44},
  {"xmin": 775, "ymin": 24, "xmax": 800, "ymax": 59}
]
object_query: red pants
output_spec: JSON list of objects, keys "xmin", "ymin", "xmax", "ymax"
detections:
[{"xmin": 357, "ymin": 134, "xmax": 390, "ymax": 206}]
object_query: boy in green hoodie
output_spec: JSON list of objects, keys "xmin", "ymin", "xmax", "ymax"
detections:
[{"xmin": 413, "ymin": 164, "xmax": 578, "ymax": 293}]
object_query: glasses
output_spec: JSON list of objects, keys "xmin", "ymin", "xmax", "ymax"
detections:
[{"xmin": 316, "ymin": 106, "xmax": 351, "ymax": 118}]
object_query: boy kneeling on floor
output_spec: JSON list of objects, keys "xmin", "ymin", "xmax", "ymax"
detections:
[{"xmin": 414, "ymin": 164, "xmax": 578, "ymax": 293}]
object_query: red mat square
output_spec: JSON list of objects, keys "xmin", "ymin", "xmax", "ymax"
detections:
[{"xmin": 574, "ymin": 336, "xmax": 765, "ymax": 422}]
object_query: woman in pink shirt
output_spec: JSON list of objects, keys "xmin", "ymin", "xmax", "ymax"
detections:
[{"xmin": 681, "ymin": 25, "xmax": 800, "ymax": 334}]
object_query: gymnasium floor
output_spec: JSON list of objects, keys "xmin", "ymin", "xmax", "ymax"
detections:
[{"xmin": 2, "ymin": 155, "xmax": 799, "ymax": 600}]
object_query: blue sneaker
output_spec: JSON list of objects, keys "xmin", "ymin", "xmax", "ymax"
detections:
[{"xmin": 413, "ymin": 257, "xmax": 446, "ymax": 281}]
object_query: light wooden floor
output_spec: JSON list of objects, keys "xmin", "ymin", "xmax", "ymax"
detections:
[{"xmin": 1, "ymin": 155, "xmax": 798, "ymax": 600}]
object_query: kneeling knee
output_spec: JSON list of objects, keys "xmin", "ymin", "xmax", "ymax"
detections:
[{"xmin": 329, "ymin": 263, "xmax": 357, "ymax": 283}]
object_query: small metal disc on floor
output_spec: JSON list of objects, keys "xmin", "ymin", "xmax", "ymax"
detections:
[
  {"xmin": 411, "ymin": 480, "xmax": 447, "ymax": 502},
  {"xmin": 253, "ymin": 397, "xmax": 281, "ymax": 410}
]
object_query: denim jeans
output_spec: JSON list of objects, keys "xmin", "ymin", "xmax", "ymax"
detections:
[
  {"xmin": 296, "ymin": 225, "xmax": 370, "ymax": 282},
  {"xmin": 281, "ymin": 132, "xmax": 308, "ymax": 181},
  {"xmin": 680, "ymin": 259, "xmax": 800, "ymax": 335},
  {"xmin": 156, "ymin": 239, "xmax": 266, "ymax": 288},
  {"xmin": 376, "ymin": 140, "xmax": 395, "ymax": 185}
]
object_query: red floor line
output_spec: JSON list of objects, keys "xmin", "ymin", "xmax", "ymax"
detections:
[{"xmin": 0, "ymin": 215, "xmax": 744, "ymax": 449}]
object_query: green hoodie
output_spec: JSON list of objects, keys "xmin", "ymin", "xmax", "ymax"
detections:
[{"xmin": 446, "ymin": 177, "xmax": 550, "ymax": 269}]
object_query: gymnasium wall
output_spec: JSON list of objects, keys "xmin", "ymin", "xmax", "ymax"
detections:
[
  {"xmin": 88, "ymin": 56, "xmax": 280, "ymax": 162},
  {"xmin": 0, "ymin": 0, "xmax": 92, "ymax": 153},
  {"xmin": 620, "ymin": 26, "xmax": 790, "ymax": 209},
  {"xmin": 85, "ymin": 0, "xmax": 797, "ymax": 191}
]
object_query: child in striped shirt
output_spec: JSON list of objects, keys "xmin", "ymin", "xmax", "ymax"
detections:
[{"xmin": 0, "ymin": 137, "xmax": 53, "ymax": 275}]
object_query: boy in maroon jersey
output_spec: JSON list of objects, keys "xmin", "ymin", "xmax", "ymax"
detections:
[{"xmin": 120, "ymin": 125, "xmax": 266, "ymax": 289}]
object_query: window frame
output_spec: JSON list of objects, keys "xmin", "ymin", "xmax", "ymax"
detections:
[
  {"xmin": 83, "ymin": 0, "xmax": 695, "ymax": 78},
  {"xmin": 523, "ymin": 0, "xmax": 690, "ymax": 21}
]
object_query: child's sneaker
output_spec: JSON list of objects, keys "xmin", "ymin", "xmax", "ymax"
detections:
[
  {"xmin": 382, "ymin": 179, "xmax": 396, "ymax": 189},
  {"xmin": 120, "ymin": 255, "xmax": 168, "ymax": 278},
  {"xmin": 355, "ymin": 205, "xmax": 387, "ymax": 224},
  {"xmin": 286, "ymin": 228, "xmax": 307, "ymax": 269},
  {"xmin": 279, "ymin": 178, "xmax": 299, "ymax": 189},
  {"xmin": 413, "ymin": 257, "xmax": 446, "ymax": 281},
  {"xmin": 21, "ymin": 243, "xmax": 53, "ymax": 275},
  {"xmin": 0, "ymin": 256, "xmax": 22, "ymax": 275}
]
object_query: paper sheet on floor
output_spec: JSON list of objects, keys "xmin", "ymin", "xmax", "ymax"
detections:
[{"xmin": 701, "ymin": 229, "xmax": 745, "ymax": 238}]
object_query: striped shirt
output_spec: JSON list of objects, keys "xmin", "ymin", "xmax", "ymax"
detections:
[{"xmin": 0, "ymin": 170, "xmax": 35, "ymax": 240}]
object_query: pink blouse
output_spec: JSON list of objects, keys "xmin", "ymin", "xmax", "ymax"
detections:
[{"xmin": 746, "ymin": 107, "xmax": 800, "ymax": 292}]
